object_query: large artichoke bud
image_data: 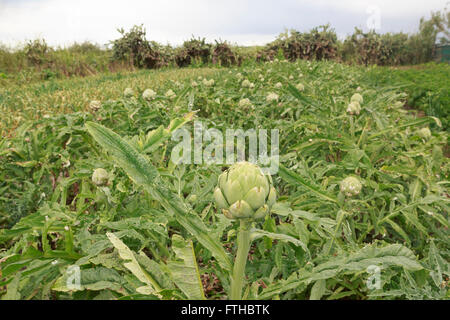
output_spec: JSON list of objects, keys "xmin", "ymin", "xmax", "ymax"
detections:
[{"xmin": 214, "ymin": 161, "xmax": 276, "ymax": 220}]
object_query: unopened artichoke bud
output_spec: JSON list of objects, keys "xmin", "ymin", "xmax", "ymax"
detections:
[
  {"xmin": 350, "ymin": 93, "xmax": 363, "ymax": 104},
  {"xmin": 187, "ymin": 194, "xmax": 197, "ymax": 203},
  {"xmin": 124, "ymin": 87, "xmax": 134, "ymax": 97},
  {"xmin": 202, "ymin": 79, "xmax": 215, "ymax": 87},
  {"xmin": 89, "ymin": 100, "xmax": 101, "ymax": 112},
  {"xmin": 213, "ymin": 161, "xmax": 277, "ymax": 220},
  {"xmin": 238, "ymin": 98, "xmax": 253, "ymax": 109},
  {"xmin": 142, "ymin": 89, "xmax": 156, "ymax": 100},
  {"xmin": 340, "ymin": 176, "xmax": 362, "ymax": 197},
  {"xmin": 92, "ymin": 168, "xmax": 109, "ymax": 186},
  {"xmin": 296, "ymin": 83, "xmax": 305, "ymax": 91},
  {"xmin": 346, "ymin": 101, "xmax": 361, "ymax": 115},
  {"xmin": 242, "ymin": 79, "xmax": 254, "ymax": 88},
  {"xmin": 417, "ymin": 127, "xmax": 431, "ymax": 140},
  {"xmin": 165, "ymin": 89, "xmax": 176, "ymax": 99},
  {"xmin": 266, "ymin": 92, "xmax": 279, "ymax": 103}
]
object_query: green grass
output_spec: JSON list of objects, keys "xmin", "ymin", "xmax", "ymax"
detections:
[{"xmin": 0, "ymin": 59, "xmax": 448, "ymax": 300}]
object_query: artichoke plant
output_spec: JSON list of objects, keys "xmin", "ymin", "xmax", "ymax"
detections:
[
  {"xmin": 214, "ymin": 161, "xmax": 277, "ymax": 300},
  {"xmin": 214, "ymin": 161, "xmax": 276, "ymax": 221}
]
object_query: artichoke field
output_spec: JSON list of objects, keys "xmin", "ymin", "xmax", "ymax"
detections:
[{"xmin": 0, "ymin": 59, "xmax": 448, "ymax": 300}]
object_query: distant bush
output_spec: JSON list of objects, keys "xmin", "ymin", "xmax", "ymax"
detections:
[
  {"xmin": 24, "ymin": 38, "xmax": 51, "ymax": 66},
  {"xmin": 212, "ymin": 41, "xmax": 241, "ymax": 67},
  {"xmin": 340, "ymin": 11, "xmax": 449, "ymax": 66},
  {"xmin": 0, "ymin": 8, "xmax": 448, "ymax": 85},
  {"xmin": 174, "ymin": 37, "xmax": 211, "ymax": 67},
  {"xmin": 111, "ymin": 25, "xmax": 168, "ymax": 69},
  {"xmin": 257, "ymin": 25, "xmax": 338, "ymax": 62}
]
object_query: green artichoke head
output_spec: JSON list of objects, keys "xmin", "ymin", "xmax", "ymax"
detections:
[
  {"xmin": 340, "ymin": 176, "xmax": 362, "ymax": 197},
  {"xmin": 346, "ymin": 101, "xmax": 361, "ymax": 115},
  {"xmin": 214, "ymin": 161, "xmax": 276, "ymax": 220},
  {"xmin": 124, "ymin": 87, "xmax": 134, "ymax": 97},
  {"xmin": 417, "ymin": 127, "xmax": 431, "ymax": 140},
  {"xmin": 92, "ymin": 168, "xmax": 109, "ymax": 186},
  {"xmin": 350, "ymin": 93, "xmax": 363, "ymax": 104}
]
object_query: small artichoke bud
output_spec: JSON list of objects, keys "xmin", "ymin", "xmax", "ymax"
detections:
[
  {"xmin": 238, "ymin": 98, "xmax": 253, "ymax": 109},
  {"xmin": 142, "ymin": 89, "xmax": 156, "ymax": 100},
  {"xmin": 266, "ymin": 92, "xmax": 279, "ymax": 103},
  {"xmin": 202, "ymin": 79, "xmax": 215, "ymax": 87},
  {"xmin": 187, "ymin": 194, "xmax": 197, "ymax": 203},
  {"xmin": 89, "ymin": 100, "xmax": 101, "ymax": 112},
  {"xmin": 241, "ymin": 79, "xmax": 254, "ymax": 88},
  {"xmin": 124, "ymin": 88, "xmax": 134, "ymax": 97},
  {"xmin": 296, "ymin": 83, "xmax": 305, "ymax": 91},
  {"xmin": 213, "ymin": 161, "xmax": 277, "ymax": 220},
  {"xmin": 92, "ymin": 168, "xmax": 109, "ymax": 186},
  {"xmin": 350, "ymin": 93, "xmax": 363, "ymax": 104},
  {"xmin": 346, "ymin": 101, "xmax": 361, "ymax": 115},
  {"xmin": 165, "ymin": 89, "xmax": 176, "ymax": 100},
  {"xmin": 340, "ymin": 176, "xmax": 362, "ymax": 197},
  {"xmin": 417, "ymin": 127, "xmax": 431, "ymax": 140}
]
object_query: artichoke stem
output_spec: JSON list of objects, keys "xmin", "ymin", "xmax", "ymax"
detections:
[{"xmin": 230, "ymin": 220, "xmax": 252, "ymax": 300}]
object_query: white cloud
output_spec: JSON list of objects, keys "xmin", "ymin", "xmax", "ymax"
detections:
[{"xmin": 0, "ymin": 0, "xmax": 447, "ymax": 47}]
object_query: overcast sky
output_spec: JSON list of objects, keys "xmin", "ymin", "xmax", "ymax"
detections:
[{"xmin": 0, "ymin": 0, "xmax": 447, "ymax": 48}]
